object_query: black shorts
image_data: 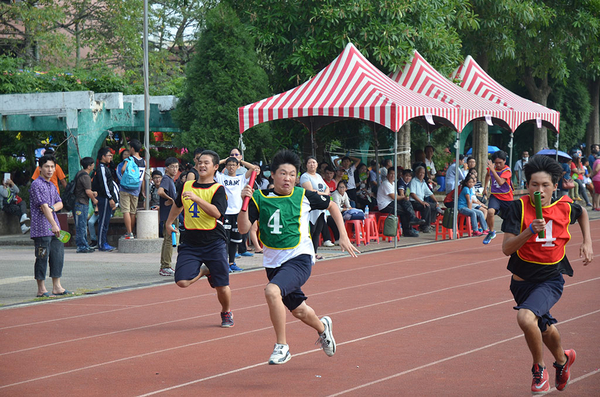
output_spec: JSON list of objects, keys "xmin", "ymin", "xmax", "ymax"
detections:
[
  {"xmin": 266, "ymin": 254, "xmax": 312, "ymax": 311},
  {"xmin": 510, "ymin": 274, "xmax": 564, "ymax": 332},
  {"xmin": 488, "ymin": 195, "xmax": 512, "ymax": 218},
  {"xmin": 224, "ymin": 214, "xmax": 242, "ymax": 244},
  {"xmin": 175, "ymin": 239, "xmax": 229, "ymax": 287}
]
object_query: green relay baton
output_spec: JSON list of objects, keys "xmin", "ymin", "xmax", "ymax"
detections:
[{"xmin": 533, "ymin": 192, "xmax": 545, "ymax": 239}]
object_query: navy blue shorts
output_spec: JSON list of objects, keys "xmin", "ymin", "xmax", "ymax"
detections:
[
  {"xmin": 488, "ymin": 195, "xmax": 512, "ymax": 218},
  {"xmin": 175, "ymin": 239, "xmax": 229, "ymax": 288},
  {"xmin": 510, "ymin": 274, "xmax": 564, "ymax": 332},
  {"xmin": 266, "ymin": 254, "xmax": 312, "ymax": 311}
]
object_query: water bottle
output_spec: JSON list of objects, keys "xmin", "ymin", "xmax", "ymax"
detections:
[
  {"xmin": 365, "ymin": 205, "xmax": 369, "ymax": 217},
  {"xmin": 171, "ymin": 225, "xmax": 177, "ymax": 247}
]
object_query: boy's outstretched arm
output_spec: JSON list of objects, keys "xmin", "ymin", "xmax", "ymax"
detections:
[{"xmin": 577, "ymin": 208, "xmax": 593, "ymax": 265}]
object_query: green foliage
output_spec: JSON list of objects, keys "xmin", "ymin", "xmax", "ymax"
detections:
[{"xmin": 173, "ymin": 3, "xmax": 271, "ymax": 160}]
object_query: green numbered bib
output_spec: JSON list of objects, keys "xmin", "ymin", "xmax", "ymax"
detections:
[{"xmin": 253, "ymin": 187, "xmax": 305, "ymax": 249}]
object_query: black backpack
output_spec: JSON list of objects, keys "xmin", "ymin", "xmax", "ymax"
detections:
[{"xmin": 62, "ymin": 171, "xmax": 83, "ymax": 212}]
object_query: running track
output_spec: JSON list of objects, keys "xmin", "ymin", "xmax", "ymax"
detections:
[{"xmin": 1, "ymin": 220, "xmax": 599, "ymax": 396}]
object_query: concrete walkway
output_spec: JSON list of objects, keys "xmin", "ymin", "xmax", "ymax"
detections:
[{"xmin": 1, "ymin": 208, "xmax": 598, "ymax": 308}]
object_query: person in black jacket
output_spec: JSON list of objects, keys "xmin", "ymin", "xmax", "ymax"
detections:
[{"xmin": 93, "ymin": 147, "xmax": 117, "ymax": 251}]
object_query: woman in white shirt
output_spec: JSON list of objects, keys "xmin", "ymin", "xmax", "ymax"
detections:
[{"xmin": 300, "ymin": 156, "xmax": 331, "ymax": 258}]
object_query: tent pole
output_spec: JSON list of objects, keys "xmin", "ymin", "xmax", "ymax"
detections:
[
  {"xmin": 310, "ymin": 117, "xmax": 316, "ymax": 158},
  {"xmin": 452, "ymin": 131, "xmax": 460, "ymax": 234},
  {"xmin": 394, "ymin": 127, "xmax": 398, "ymax": 249},
  {"xmin": 508, "ymin": 132, "xmax": 514, "ymax": 183}
]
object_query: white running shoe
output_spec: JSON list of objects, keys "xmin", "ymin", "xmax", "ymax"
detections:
[
  {"xmin": 316, "ymin": 316, "xmax": 336, "ymax": 357},
  {"xmin": 322, "ymin": 240, "xmax": 335, "ymax": 247},
  {"xmin": 20, "ymin": 213, "xmax": 30, "ymax": 223},
  {"xmin": 268, "ymin": 343, "xmax": 291, "ymax": 365},
  {"xmin": 21, "ymin": 224, "xmax": 30, "ymax": 234}
]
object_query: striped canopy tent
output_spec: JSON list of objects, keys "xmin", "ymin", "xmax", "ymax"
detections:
[
  {"xmin": 389, "ymin": 50, "xmax": 513, "ymax": 133},
  {"xmin": 238, "ymin": 43, "xmax": 462, "ymax": 148},
  {"xmin": 452, "ymin": 55, "xmax": 561, "ymax": 164}
]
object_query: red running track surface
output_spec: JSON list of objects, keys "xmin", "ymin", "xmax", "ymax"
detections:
[{"xmin": 1, "ymin": 220, "xmax": 599, "ymax": 396}]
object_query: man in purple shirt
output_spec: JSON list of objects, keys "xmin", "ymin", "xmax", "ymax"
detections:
[{"xmin": 29, "ymin": 154, "xmax": 73, "ymax": 297}]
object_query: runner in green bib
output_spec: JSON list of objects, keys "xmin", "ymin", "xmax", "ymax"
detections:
[{"xmin": 239, "ymin": 150, "xmax": 359, "ymax": 365}]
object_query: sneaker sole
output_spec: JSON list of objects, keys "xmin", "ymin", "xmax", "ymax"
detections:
[
  {"xmin": 321, "ymin": 316, "xmax": 336, "ymax": 356},
  {"xmin": 268, "ymin": 351, "xmax": 291, "ymax": 365},
  {"xmin": 483, "ymin": 233, "xmax": 496, "ymax": 245}
]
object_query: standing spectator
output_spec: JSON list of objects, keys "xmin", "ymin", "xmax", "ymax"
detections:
[
  {"xmin": 238, "ymin": 149, "xmax": 359, "ymax": 365},
  {"xmin": 115, "ymin": 149, "xmax": 130, "ymax": 182},
  {"xmin": 300, "ymin": 156, "xmax": 332, "ymax": 258},
  {"xmin": 466, "ymin": 156, "xmax": 476, "ymax": 171},
  {"xmin": 571, "ymin": 156, "xmax": 590, "ymax": 205},
  {"xmin": 457, "ymin": 175, "xmax": 488, "ymax": 236},
  {"xmin": 334, "ymin": 155, "xmax": 361, "ymax": 203},
  {"xmin": 513, "ymin": 151, "xmax": 530, "ymax": 188},
  {"xmin": 424, "ymin": 145, "xmax": 436, "ymax": 180},
  {"xmin": 229, "ymin": 148, "xmax": 248, "ymax": 176},
  {"xmin": 74, "ymin": 157, "xmax": 98, "ymax": 253},
  {"xmin": 558, "ymin": 159, "xmax": 572, "ymax": 198},
  {"xmin": 409, "ymin": 166, "xmax": 438, "ymax": 233},
  {"xmin": 215, "ymin": 156, "xmax": 258, "ymax": 272},
  {"xmin": 29, "ymin": 154, "xmax": 73, "ymax": 297},
  {"xmin": 164, "ymin": 150, "xmax": 234, "ymax": 328},
  {"xmin": 483, "ymin": 150, "xmax": 513, "ymax": 245},
  {"xmin": 92, "ymin": 147, "xmax": 117, "ymax": 251},
  {"xmin": 323, "ymin": 166, "xmax": 336, "ymax": 192},
  {"xmin": 588, "ymin": 143, "xmax": 599, "ymax": 167},
  {"xmin": 158, "ymin": 157, "xmax": 179, "ymax": 276},
  {"xmin": 185, "ymin": 148, "xmax": 205, "ymax": 182},
  {"xmin": 0, "ymin": 177, "xmax": 30, "ymax": 234},
  {"xmin": 149, "ymin": 170, "xmax": 162, "ymax": 210},
  {"xmin": 591, "ymin": 153, "xmax": 600, "ymax": 210},
  {"xmin": 445, "ymin": 154, "xmax": 466, "ymax": 193},
  {"xmin": 31, "ymin": 148, "xmax": 67, "ymax": 195},
  {"xmin": 333, "ymin": 166, "xmax": 345, "ymax": 187},
  {"xmin": 248, "ymin": 164, "xmax": 269, "ymax": 254},
  {"xmin": 119, "ymin": 139, "xmax": 146, "ymax": 239}
]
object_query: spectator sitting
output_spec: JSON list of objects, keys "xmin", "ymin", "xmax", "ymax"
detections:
[
  {"xmin": 354, "ymin": 163, "xmax": 374, "ymax": 209},
  {"xmin": 300, "ymin": 156, "xmax": 332, "ymax": 257},
  {"xmin": 377, "ymin": 167, "xmax": 423, "ymax": 237},
  {"xmin": 326, "ymin": 180, "xmax": 354, "ymax": 242},
  {"xmin": 31, "ymin": 148, "xmax": 67, "ymax": 195},
  {"xmin": 379, "ymin": 158, "xmax": 392, "ymax": 184},
  {"xmin": 334, "ymin": 155, "xmax": 360, "ymax": 203},
  {"xmin": 466, "ymin": 168, "xmax": 488, "ymax": 219},
  {"xmin": 458, "ymin": 175, "xmax": 488, "ymax": 236},
  {"xmin": 424, "ymin": 145, "xmax": 436, "ymax": 180},
  {"xmin": 409, "ymin": 166, "xmax": 439, "ymax": 233},
  {"xmin": 0, "ymin": 177, "xmax": 30, "ymax": 233},
  {"xmin": 368, "ymin": 159, "xmax": 379, "ymax": 195},
  {"xmin": 150, "ymin": 170, "xmax": 162, "ymax": 210},
  {"xmin": 445, "ymin": 154, "xmax": 466, "ymax": 193}
]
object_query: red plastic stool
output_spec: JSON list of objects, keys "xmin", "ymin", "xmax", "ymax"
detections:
[
  {"xmin": 345, "ymin": 220, "xmax": 367, "ymax": 246},
  {"xmin": 456, "ymin": 213, "xmax": 473, "ymax": 238},
  {"xmin": 364, "ymin": 217, "xmax": 379, "ymax": 244},
  {"xmin": 435, "ymin": 217, "xmax": 453, "ymax": 240},
  {"xmin": 377, "ymin": 214, "xmax": 401, "ymax": 242}
]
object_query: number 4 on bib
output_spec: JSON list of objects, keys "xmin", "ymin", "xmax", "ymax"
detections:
[{"xmin": 268, "ymin": 209, "xmax": 283, "ymax": 234}]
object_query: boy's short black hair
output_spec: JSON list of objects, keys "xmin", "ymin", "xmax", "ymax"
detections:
[
  {"xmin": 402, "ymin": 169, "xmax": 413, "ymax": 176},
  {"xmin": 458, "ymin": 154, "xmax": 465, "ymax": 161},
  {"xmin": 226, "ymin": 156, "xmax": 239, "ymax": 165},
  {"xmin": 152, "ymin": 170, "xmax": 163, "ymax": 177},
  {"xmin": 39, "ymin": 154, "xmax": 56, "ymax": 167},
  {"xmin": 129, "ymin": 139, "xmax": 142, "ymax": 153},
  {"xmin": 271, "ymin": 150, "xmax": 301, "ymax": 173},
  {"xmin": 80, "ymin": 157, "xmax": 94, "ymax": 169},
  {"xmin": 491, "ymin": 150, "xmax": 507, "ymax": 161},
  {"xmin": 337, "ymin": 180, "xmax": 348, "ymax": 188},
  {"xmin": 164, "ymin": 157, "xmax": 179, "ymax": 168},
  {"xmin": 97, "ymin": 147, "xmax": 111, "ymax": 160},
  {"xmin": 193, "ymin": 148, "xmax": 205, "ymax": 157},
  {"xmin": 524, "ymin": 155, "xmax": 563, "ymax": 185},
  {"xmin": 341, "ymin": 156, "xmax": 351, "ymax": 162},
  {"xmin": 200, "ymin": 150, "xmax": 220, "ymax": 166},
  {"xmin": 325, "ymin": 165, "xmax": 335, "ymax": 173},
  {"xmin": 467, "ymin": 156, "xmax": 475, "ymax": 162},
  {"xmin": 387, "ymin": 166, "xmax": 395, "ymax": 173}
]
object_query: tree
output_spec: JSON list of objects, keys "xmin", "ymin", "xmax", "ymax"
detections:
[{"xmin": 173, "ymin": 3, "xmax": 271, "ymax": 159}]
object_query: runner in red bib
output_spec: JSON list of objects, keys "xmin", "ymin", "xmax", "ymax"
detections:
[{"xmin": 501, "ymin": 155, "xmax": 593, "ymax": 394}]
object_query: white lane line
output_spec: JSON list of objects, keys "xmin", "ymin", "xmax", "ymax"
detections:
[
  {"xmin": 0, "ymin": 276, "xmax": 31, "ymax": 286},
  {"xmin": 2, "ymin": 279, "xmax": 597, "ymax": 392},
  {"xmin": 326, "ymin": 309, "xmax": 600, "ymax": 397}
]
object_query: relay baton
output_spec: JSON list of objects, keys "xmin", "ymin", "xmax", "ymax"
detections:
[
  {"xmin": 533, "ymin": 191, "xmax": 545, "ymax": 238},
  {"xmin": 171, "ymin": 225, "xmax": 177, "ymax": 247},
  {"xmin": 241, "ymin": 170, "xmax": 257, "ymax": 212}
]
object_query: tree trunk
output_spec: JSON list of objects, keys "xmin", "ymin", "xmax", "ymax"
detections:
[
  {"xmin": 586, "ymin": 78, "xmax": 600, "ymax": 156},
  {"xmin": 398, "ymin": 122, "xmax": 411, "ymax": 169},
  {"xmin": 472, "ymin": 120, "xmax": 488, "ymax": 180},
  {"xmin": 523, "ymin": 68, "xmax": 552, "ymax": 153}
]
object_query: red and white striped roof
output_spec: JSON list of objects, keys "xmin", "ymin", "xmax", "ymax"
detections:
[
  {"xmin": 389, "ymin": 50, "xmax": 513, "ymax": 132},
  {"xmin": 238, "ymin": 43, "xmax": 460, "ymax": 134},
  {"xmin": 452, "ymin": 55, "xmax": 560, "ymax": 132}
]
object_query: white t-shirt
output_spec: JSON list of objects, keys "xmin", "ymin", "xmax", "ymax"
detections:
[
  {"xmin": 331, "ymin": 190, "xmax": 351, "ymax": 211},
  {"xmin": 425, "ymin": 158, "xmax": 436, "ymax": 177},
  {"xmin": 377, "ymin": 179, "xmax": 394, "ymax": 210},
  {"xmin": 214, "ymin": 172, "xmax": 248, "ymax": 214},
  {"xmin": 299, "ymin": 172, "xmax": 328, "ymax": 224},
  {"xmin": 346, "ymin": 164, "xmax": 358, "ymax": 189}
]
